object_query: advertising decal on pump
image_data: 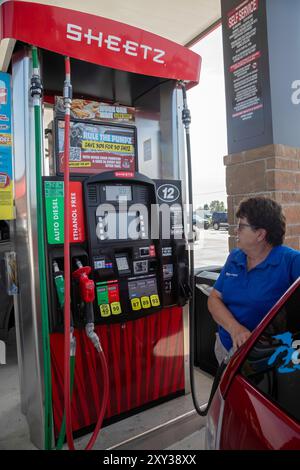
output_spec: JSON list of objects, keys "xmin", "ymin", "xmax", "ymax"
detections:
[
  {"xmin": 55, "ymin": 97, "xmax": 135, "ymax": 123},
  {"xmin": 0, "ymin": 72, "xmax": 14, "ymax": 220},
  {"xmin": 55, "ymin": 97, "xmax": 137, "ymax": 175},
  {"xmin": 56, "ymin": 120, "xmax": 136, "ymax": 175}
]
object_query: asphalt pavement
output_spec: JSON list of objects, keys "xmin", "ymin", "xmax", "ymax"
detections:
[{"xmin": 193, "ymin": 228, "xmax": 229, "ymax": 270}]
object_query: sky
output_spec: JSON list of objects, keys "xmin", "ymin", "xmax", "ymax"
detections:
[{"xmin": 187, "ymin": 26, "xmax": 228, "ymax": 210}]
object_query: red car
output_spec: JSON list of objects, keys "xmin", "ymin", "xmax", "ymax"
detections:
[{"xmin": 205, "ymin": 278, "xmax": 300, "ymax": 450}]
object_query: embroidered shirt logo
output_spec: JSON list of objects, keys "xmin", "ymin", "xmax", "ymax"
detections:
[{"xmin": 225, "ymin": 272, "xmax": 238, "ymax": 277}]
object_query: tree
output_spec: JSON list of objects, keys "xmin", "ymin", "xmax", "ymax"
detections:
[
  {"xmin": 203, "ymin": 204, "xmax": 209, "ymax": 210},
  {"xmin": 209, "ymin": 200, "xmax": 226, "ymax": 212}
]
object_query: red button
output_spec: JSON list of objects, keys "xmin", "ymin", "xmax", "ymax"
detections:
[{"xmin": 108, "ymin": 283, "xmax": 120, "ymax": 303}]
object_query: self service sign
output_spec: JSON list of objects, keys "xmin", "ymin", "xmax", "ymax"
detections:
[{"xmin": 0, "ymin": 72, "xmax": 14, "ymax": 220}]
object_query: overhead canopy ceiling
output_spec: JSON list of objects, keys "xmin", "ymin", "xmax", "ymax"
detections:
[{"xmin": 6, "ymin": 0, "xmax": 221, "ymax": 45}]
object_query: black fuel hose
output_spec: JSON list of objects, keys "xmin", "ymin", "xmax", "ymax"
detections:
[{"xmin": 179, "ymin": 81, "xmax": 228, "ymax": 416}]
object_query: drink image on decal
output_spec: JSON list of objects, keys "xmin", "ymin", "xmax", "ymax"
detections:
[
  {"xmin": 0, "ymin": 173, "xmax": 9, "ymax": 188},
  {"xmin": 0, "ymin": 80, "xmax": 7, "ymax": 105}
]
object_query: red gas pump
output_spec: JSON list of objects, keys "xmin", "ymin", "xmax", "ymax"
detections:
[{"xmin": 2, "ymin": 1, "xmax": 201, "ymax": 450}]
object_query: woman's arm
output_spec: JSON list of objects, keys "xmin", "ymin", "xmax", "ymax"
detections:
[{"xmin": 208, "ymin": 288, "xmax": 251, "ymax": 350}]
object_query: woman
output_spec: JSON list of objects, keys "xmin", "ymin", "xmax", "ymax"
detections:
[{"xmin": 208, "ymin": 196, "xmax": 300, "ymax": 364}]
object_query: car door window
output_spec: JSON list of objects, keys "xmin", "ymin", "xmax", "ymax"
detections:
[{"xmin": 240, "ymin": 285, "xmax": 300, "ymax": 423}]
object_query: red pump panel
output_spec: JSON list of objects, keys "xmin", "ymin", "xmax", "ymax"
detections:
[
  {"xmin": 0, "ymin": 1, "xmax": 201, "ymax": 86},
  {"xmin": 50, "ymin": 306, "xmax": 185, "ymax": 437}
]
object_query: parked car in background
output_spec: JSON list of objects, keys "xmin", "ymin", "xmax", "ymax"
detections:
[
  {"xmin": 211, "ymin": 212, "xmax": 228, "ymax": 230},
  {"xmin": 192, "ymin": 214, "xmax": 209, "ymax": 241},
  {"xmin": 193, "ymin": 214, "xmax": 210, "ymax": 230},
  {"xmin": 206, "ymin": 278, "xmax": 300, "ymax": 450}
]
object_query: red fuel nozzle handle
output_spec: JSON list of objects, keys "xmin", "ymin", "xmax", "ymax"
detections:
[{"xmin": 72, "ymin": 261, "xmax": 95, "ymax": 303}]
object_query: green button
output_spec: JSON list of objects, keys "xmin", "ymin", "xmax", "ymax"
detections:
[{"xmin": 96, "ymin": 284, "xmax": 109, "ymax": 304}]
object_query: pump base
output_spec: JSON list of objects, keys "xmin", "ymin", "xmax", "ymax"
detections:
[{"xmin": 50, "ymin": 306, "xmax": 184, "ymax": 438}]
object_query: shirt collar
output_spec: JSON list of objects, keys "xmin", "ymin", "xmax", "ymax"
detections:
[{"xmin": 232, "ymin": 246, "xmax": 282, "ymax": 269}]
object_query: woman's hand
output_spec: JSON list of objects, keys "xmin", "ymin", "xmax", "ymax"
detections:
[
  {"xmin": 208, "ymin": 288, "xmax": 252, "ymax": 351},
  {"xmin": 229, "ymin": 323, "xmax": 251, "ymax": 351}
]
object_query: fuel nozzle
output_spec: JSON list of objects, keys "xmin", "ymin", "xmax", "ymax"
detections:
[
  {"xmin": 53, "ymin": 260, "xmax": 74, "ymax": 329},
  {"xmin": 72, "ymin": 259, "xmax": 101, "ymax": 352},
  {"xmin": 72, "ymin": 258, "xmax": 95, "ymax": 303},
  {"xmin": 53, "ymin": 260, "xmax": 65, "ymax": 309}
]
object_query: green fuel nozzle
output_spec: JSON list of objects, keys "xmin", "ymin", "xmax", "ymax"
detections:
[{"xmin": 53, "ymin": 260, "xmax": 65, "ymax": 309}]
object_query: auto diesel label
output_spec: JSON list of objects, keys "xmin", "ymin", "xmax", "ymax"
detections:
[{"xmin": 45, "ymin": 180, "xmax": 85, "ymax": 244}]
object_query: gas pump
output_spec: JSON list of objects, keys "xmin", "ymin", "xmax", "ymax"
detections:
[{"xmin": 0, "ymin": 1, "xmax": 202, "ymax": 449}]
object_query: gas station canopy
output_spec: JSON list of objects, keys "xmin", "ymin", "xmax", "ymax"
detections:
[{"xmin": 0, "ymin": 0, "xmax": 221, "ymax": 72}]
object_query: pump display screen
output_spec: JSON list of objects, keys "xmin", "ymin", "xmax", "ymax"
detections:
[
  {"xmin": 56, "ymin": 119, "xmax": 136, "ymax": 175},
  {"xmin": 105, "ymin": 185, "xmax": 132, "ymax": 201}
]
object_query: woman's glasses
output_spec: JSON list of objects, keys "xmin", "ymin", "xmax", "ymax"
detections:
[{"xmin": 236, "ymin": 223, "xmax": 258, "ymax": 231}]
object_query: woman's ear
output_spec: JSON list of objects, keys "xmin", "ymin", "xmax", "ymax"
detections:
[{"xmin": 257, "ymin": 228, "xmax": 267, "ymax": 242}]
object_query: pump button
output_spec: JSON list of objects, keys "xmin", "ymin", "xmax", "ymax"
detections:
[
  {"xmin": 150, "ymin": 295, "xmax": 160, "ymax": 307},
  {"xmin": 131, "ymin": 298, "xmax": 141, "ymax": 311},
  {"xmin": 100, "ymin": 304, "xmax": 111, "ymax": 317},
  {"xmin": 141, "ymin": 296, "xmax": 151, "ymax": 309},
  {"xmin": 111, "ymin": 302, "xmax": 122, "ymax": 315}
]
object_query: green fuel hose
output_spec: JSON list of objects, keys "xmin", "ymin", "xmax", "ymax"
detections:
[
  {"xmin": 31, "ymin": 47, "xmax": 53, "ymax": 450},
  {"xmin": 55, "ymin": 356, "xmax": 75, "ymax": 450}
]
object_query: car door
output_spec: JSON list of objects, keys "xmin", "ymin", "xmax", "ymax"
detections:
[{"xmin": 220, "ymin": 285, "xmax": 300, "ymax": 449}]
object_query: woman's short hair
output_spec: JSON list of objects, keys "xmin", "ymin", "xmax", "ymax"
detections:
[{"xmin": 236, "ymin": 196, "xmax": 286, "ymax": 246}]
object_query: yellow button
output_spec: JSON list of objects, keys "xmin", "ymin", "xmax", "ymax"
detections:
[
  {"xmin": 141, "ymin": 296, "xmax": 151, "ymax": 309},
  {"xmin": 131, "ymin": 298, "xmax": 141, "ymax": 311},
  {"xmin": 111, "ymin": 302, "xmax": 122, "ymax": 315},
  {"xmin": 150, "ymin": 294, "xmax": 160, "ymax": 307},
  {"xmin": 100, "ymin": 304, "xmax": 111, "ymax": 317}
]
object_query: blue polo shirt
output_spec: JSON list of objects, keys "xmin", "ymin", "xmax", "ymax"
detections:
[{"xmin": 214, "ymin": 245, "xmax": 300, "ymax": 351}]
